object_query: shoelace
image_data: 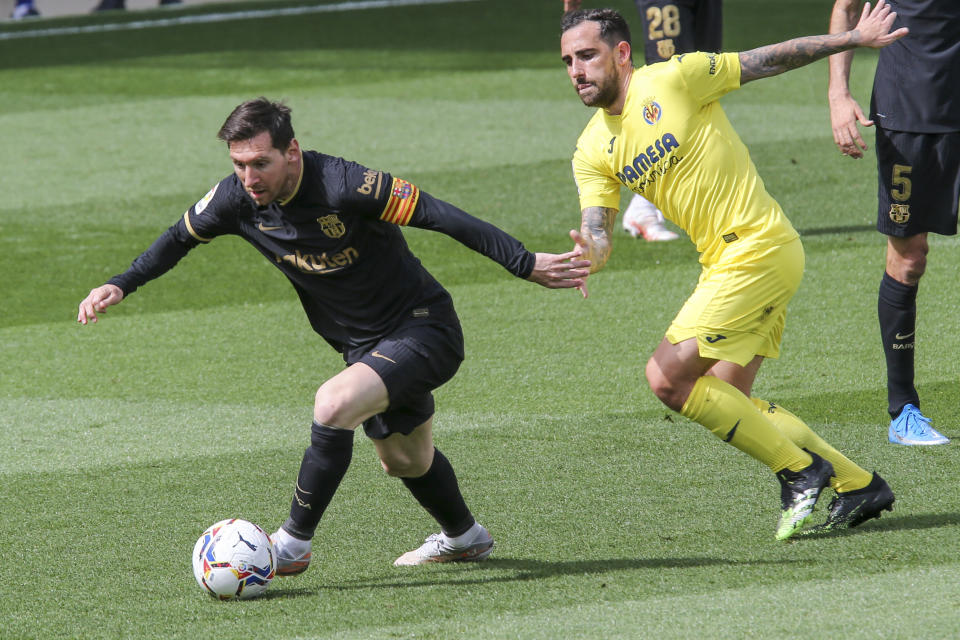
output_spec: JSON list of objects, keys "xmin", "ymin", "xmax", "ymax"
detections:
[{"xmin": 905, "ymin": 410, "xmax": 934, "ymax": 436}]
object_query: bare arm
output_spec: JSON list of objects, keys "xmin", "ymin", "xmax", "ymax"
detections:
[
  {"xmin": 568, "ymin": 206, "xmax": 617, "ymax": 297},
  {"xmin": 739, "ymin": 0, "xmax": 906, "ymax": 84},
  {"xmin": 828, "ymin": 0, "xmax": 875, "ymax": 157}
]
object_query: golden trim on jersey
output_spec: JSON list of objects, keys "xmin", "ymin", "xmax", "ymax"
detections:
[
  {"xmin": 279, "ymin": 149, "xmax": 305, "ymax": 206},
  {"xmin": 380, "ymin": 178, "xmax": 420, "ymax": 226},
  {"xmin": 183, "ymin": 210, "xmax": 213, "ymax": 242}
]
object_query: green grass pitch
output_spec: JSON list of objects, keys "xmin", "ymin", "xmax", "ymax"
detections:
[{"xmin": 2, "ymin": 0, "xmax": 959, "ymax": 638}]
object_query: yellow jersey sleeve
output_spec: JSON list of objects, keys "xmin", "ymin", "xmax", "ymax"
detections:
[
  {"xmin": 674, "ymin": 51, "xmax": 741, "ymax": 106},
  {"xmin": 572, "ymin": 118, "xmax": 622, "ymax": 211}
]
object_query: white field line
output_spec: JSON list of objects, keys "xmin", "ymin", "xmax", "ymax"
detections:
[{"xmin": 0, "ymin": 0, "xmax": 479, "ymax": 41}]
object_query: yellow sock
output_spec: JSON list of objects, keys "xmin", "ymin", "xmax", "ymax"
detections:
[
  {"xmin": 750, "ymin": 398, "xmax": 872, "ymax": 493},
  {"xmin": 680, "ymin": 376, "xmax": 811, "ymax": 472}
]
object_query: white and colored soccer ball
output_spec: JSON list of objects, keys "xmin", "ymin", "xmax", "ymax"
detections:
[{"xmin": 192, "ymin": 518, "xmax": 276, "ymax": 600}]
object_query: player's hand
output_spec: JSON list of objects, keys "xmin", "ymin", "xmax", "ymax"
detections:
[
  {"xmin": 568, "ymin": 228, "xmax": 591, "ymax": 298},
  {"xmin": 528, "ymin": 248, "xmax": 590, "ymax": 293},
  {"xmin": 828, "ymin": 91, "xmax": 871, "ymax": 158},
  {"xmin": 563, "ymin": 0, "xmax": 582, "ymax": 12},
  {"xmin": 77, "ymin": 284, "xmax": 124, "ymax": 324},
  {"xmin": 853, "ymin": 0, "xmax": 909, "ymax": 49}
]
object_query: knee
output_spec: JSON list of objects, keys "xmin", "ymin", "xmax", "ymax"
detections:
[
  {"xmin": 887, "ymin": 243, "xmax": 928, "ymax": 284},
  {"xmin": 313, "ymin": 384, "xmax": 355, "ymax": 427},
  {"xmin": 645, "ymin": 358, "xmax": 688, "ymax": 412},
  {"xmin": 379, "ymin": 450, "xmax": 432, "ymax": 478}
]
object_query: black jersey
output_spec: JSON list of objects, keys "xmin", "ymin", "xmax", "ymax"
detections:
[
  {"xmin": 871, "ymin": 0, "xmax": 960, "ymax": 133},
  {"xmin": 108, "ymin": 150, "xmax": 535, "ymax": 352}
]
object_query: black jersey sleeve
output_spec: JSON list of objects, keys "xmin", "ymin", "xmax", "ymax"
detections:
[
  {"xmin": 324, "ymin": 155, "xmax": 535, "ymax": 278},
  {"xmin": 407, "ymin": 191, "xmax": 536, "ymax": 279},
  {"xmin": 106, "ymin": 224, "xmax": 199, "ymax": 296},
  {"xmin": 106, "ymin": 176, "xmax": 242, "ymax": 296}
]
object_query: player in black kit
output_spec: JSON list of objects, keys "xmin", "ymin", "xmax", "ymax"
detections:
[
  {"xmin": 77, "ymin": 98, "xmax": 590, "ymax": 571},
  {"xmin": 829, "ymin": 0, "xmax": 958, "ymax": 449}
]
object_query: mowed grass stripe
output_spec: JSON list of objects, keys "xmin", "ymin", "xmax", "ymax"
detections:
[
  {"xmin": 0, "ymin": 89, "xmax": 587, "ymax": 214},
  {"xmin": 308, "ymin": 565, "xmax": 960, "ymax": 640}
]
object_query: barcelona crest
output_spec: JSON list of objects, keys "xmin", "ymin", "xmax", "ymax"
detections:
[
  {"xmin": 317, "ymin": 214, "xmax": 346, "ymax": 238},
  {"xmin": 656, "ymin": 39, "xmax": 675, "ymax": 60},
  {"xmin": 393, "ymin": 182, "xmax": 414, "ymax": 199},
  {"xmin": 642, "ymin": 100, "xmax": 662, "ymax": 126},
  {"xmin": 889, "ymin": 203, "xmax": 910, "ymax": 225}
]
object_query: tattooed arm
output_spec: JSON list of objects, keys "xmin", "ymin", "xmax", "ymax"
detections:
[
  {"xmin": 568, "ymin": 206, "xmax": 617, "ymax": 297},
  {"xmin": 739, "ymin": 0, "xmax": 906, "ymax": 85}
]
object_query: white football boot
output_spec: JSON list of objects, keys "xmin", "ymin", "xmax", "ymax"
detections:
[
  {"xmin": 271, "ymin": 527, "xmax": 312, "ymax": 576},
  {"xmin": 394, "ymin": 522, "xmax": 494, "ymax": 566},
  {"xmin": 622, "ymin": 194, "xmax": 678, "ymax": 241}
]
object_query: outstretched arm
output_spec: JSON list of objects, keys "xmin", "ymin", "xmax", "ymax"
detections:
[
  {"xmin": 568, "ymin": 205, "xmax": 617, "ymax": 298},
  {"xmin": 739, "ymin": 0, "xmax": 907, "ymax": 84}
]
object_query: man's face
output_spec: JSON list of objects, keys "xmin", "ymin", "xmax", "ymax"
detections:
[
  {"xmin": 228, "ymin": 130, "xmax": 299, "ymax": 206},
  {"xmin": 560, "ymin": 21, "xmax": 622, "ymax": 109}
]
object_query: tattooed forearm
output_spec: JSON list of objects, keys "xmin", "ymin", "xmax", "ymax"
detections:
[
  {"xmin": 739, "ymin": 32, "xmax": 859, "ymax": 84},
  {"xmin": 579, "ymin": 206, "xmax": 617, "ymax": 273}
]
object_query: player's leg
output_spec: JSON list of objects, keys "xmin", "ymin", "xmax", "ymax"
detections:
[
  {"xmin": 647, "ymin": 338, "xmax": 832, "ymax": 540},
  {"xmin": 880, "ymin": 233, "xmax": 934, "ymax": 442},
  {"xmin": 706, "ymin": 357, "xmax": 872, "ymax": 495},
  {"xmin": 622, "ymin": 194, "xmax": 679, "ymax": 241},
  {"xmin": 651, "ymin": 238, "xmax": 836, "ymax": 538},
  {"xmin": 273, "ymin": 362, "xmax": 390, "ymax": 575},
  {"xmin": 11, "ymin": 0, "xmax": 40, "ymax": 19},
  {"xmin": 648, "ymin": 340, "xmax": 811, "ymax": 473},
  {"xmin": 707, "ymin": 352, "xmax": 873, "ymax": 495},
  {"xmin": 747, "ymin": 398, "xmax": 894, "ymax": 532},
  {"xmin": 372, "ymin": 420, "xmax": 494, "ymax": 566},
  {"xmin": 746, "ymin": 397, "xmax": 871, "ymax": 493},
  {"xmin": 875, "ymin": 127, "xmax": 957, "ymax": 445},
  {"xmin": 354, "ymin": 317, "xmax": 493, "ymax": 565}
]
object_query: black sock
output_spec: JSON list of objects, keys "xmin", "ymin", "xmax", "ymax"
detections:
[
  {"xmin": 282, "ymin": 422, "xmax": 354, "ymax": 540},
  {"xmin": 401, "ymin": 448, "xmax": 475, "ymax": 537},
  {"xmin": 878, "ymin": 272, "xmax": 920, "ymax": 417}
]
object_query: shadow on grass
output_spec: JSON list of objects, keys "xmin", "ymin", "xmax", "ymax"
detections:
[
  {"xmin": 307, "ymin": 555, "xmax": 804, "ymax": 592},
  {"xmin": 796, "ymin": 224, "xmax": 875, "ymax": 237},
  {"xmin": 795, "ymin": 511, "xmax": 960, "ymax": 541}
]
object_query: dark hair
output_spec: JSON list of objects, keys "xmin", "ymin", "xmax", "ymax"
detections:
[
  {"xmin": 561, "ymin": 8, "xmax": 632, "ymax": 51},
  {"xmin": 217, "ymin": 97, "xmax": 295, "ymax": 151}
]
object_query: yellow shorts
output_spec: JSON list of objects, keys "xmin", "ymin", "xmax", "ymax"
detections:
[{"xmin": 665, "ymin": 237, "xmax": 804, "ymax": 367}]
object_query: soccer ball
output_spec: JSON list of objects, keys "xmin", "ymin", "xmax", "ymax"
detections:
[{"xmin": 192, "ymin": 518, "xmax": 276, "ymax": 600}]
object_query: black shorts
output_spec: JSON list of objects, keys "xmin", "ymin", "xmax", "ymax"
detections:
[
  {"xmin": 344, "ymin": 308, "xmax": 464, "ymax": 440},
  {"xmin": 876, "ymin": 127, "xmax": 960, "ymax": 237},
  {"xmin": 635, "ymin": 0, "xmax": 722, "ymax": 64}
]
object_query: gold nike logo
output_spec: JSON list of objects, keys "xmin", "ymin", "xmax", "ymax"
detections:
[
  {"xmin": 258, "ymin": 222, "xmax": 284, "ymax": 232},
  {"xmin": 294, "ymin": 482, "xmax": 312, "ymax": 509},
  {"xmin": 370, "ymin": 351, "xmax": 397, "ymax": 364},
  {"xmin": 895, "ymin": 331, "xmax": 915, "ymax": 340}
]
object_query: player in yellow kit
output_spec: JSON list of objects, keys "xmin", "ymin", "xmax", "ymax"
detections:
[{"xmin": 561, "ymin": 4, "xmax": 905, "ymax": 538}]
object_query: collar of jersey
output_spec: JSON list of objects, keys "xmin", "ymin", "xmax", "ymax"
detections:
[{"xmin": 278, "ymin": 148, "xmax": 304, "ymax": 206}]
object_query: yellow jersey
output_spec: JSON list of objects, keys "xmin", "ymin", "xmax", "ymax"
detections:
[{"xmin": 572, "ymin": 52, "xmax": 798, "ymax": 266}]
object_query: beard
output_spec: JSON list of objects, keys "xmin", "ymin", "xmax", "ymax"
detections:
[{"xmin": 577, "ymin": 67, "xmax": 621, "ymax": 108}]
